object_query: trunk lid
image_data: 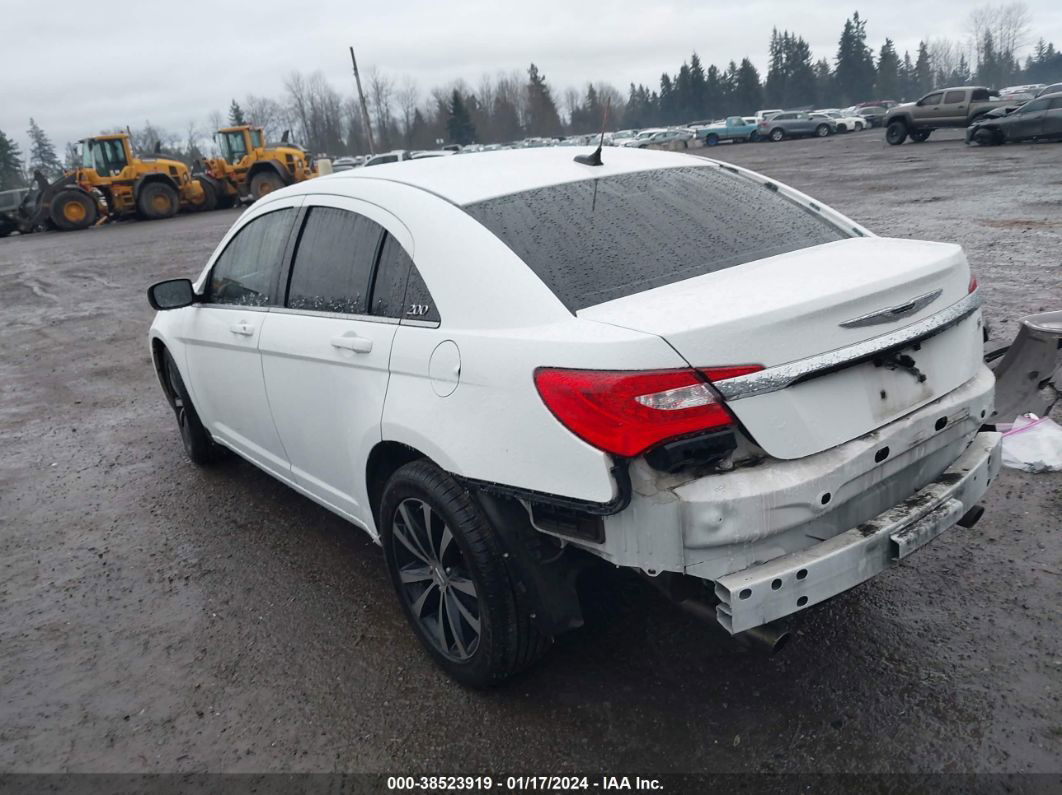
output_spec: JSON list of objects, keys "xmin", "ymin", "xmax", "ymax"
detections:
[{"xmin": 578, "ymin": 237, "xmax": 982, "ymax": 459}]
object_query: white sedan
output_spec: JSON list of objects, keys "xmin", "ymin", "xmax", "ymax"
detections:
[{"xmin": 147, "ymin": 147, "xmax": 1052, "ymax": 686}]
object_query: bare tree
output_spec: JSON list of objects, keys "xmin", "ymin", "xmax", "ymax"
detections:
[
  {"xmin": 395, "ymin": 78, "xmax": 419, "ymax": 147},
  {"xmin": 367, "ymin": 67, "xmax": 396, "ymax": 149},
  {"xmin": 969, "ymin": 2, "xmax": 1031, "ymax": 63}
]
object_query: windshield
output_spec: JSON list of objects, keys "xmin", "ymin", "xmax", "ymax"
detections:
[
  {"xmin": 218, "ymin": 131, "xmax": 248, "ymax": 164},
  {"xmin": 463, "ymin": 166, "xmax": 851, "ymax": 312},
  {"xmin": 83, "ymin": 138, "xmax": 127, "ymax": 176}
]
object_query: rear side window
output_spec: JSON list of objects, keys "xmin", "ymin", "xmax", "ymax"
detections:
[
  {"xmin": 1021, "ymin": 99, "xmax": 1049, "ymax": 113},
  {"xmin": 944, "ymin": 90, "xmax": 966, "ymax": 104},
  {"xmin": 371, "ymin": 234, "xmax": 440, "ymax": 323},
  {"xmin": 1049, "ymin": 97, "xmax": 1062, "ymax": 110},
  {"xmin": 205, "ymin": 208, "xmax": 295, "ymax": 306},
  {"xmin": 286, "ymin": 207, "xmax": 383, "ymax": 314},
  {"xmin": 971, "ymin": 88, "xmax": 990, "ymax": 101},
  {"xmin": 463, "ymin": 166, "xmax": 849, "ymax": 312}
]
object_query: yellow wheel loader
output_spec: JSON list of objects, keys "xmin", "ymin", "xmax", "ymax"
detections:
[
  {"xmin": 197, "ymin": 126, "xmax": 316, "ymax": 207},
  {"xmin": 1, "ymin": 133, "xmax": 215, "ymax": 234}
]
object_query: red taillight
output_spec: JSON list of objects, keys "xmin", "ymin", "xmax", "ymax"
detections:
[
  {"xmin": 968, "ymin": 274, "xmax": 978, "ymax": 293},
  {"xmin": 533, "ymin": 366, "xmax": 762, "ymax": 458}
]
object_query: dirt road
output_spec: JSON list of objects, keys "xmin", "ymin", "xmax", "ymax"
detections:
[{"xmin": 1, "ymin": 129, "xmax": 1060, "ymax": 778}]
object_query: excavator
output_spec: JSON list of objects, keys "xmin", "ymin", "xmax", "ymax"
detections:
[
  {"xmin": 196, "ymin": 125, "xmax": 317, "ymax": 206},
  {"xmin": 0, "ymin": 132, "xmax": 215, "ymax": 234}
]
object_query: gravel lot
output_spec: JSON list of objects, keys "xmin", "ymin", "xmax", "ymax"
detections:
[{"xmin": 1, "ymin": 129, "xmax": 1060, "ymax": 778}]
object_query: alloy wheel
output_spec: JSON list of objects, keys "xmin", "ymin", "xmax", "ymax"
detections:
[{"xmin": 391, "ymin": 498, "xmax": 481, "ymax": 662}]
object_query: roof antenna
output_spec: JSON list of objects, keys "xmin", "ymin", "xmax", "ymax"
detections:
[{"xmin": 574, "ymin": 96, "xmax": 610, "ymax": 166}]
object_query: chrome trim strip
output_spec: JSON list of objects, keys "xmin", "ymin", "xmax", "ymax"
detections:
[
  {"xmin": 716, "ymin": 291, "xmax": 982, "ymax": 402},
  {"xmin": 267, "ymin": 307, "xmax": 399, "ymax": 324},
  {"xmin": 839, "ymin": 288, "xmax": 943, "ymax": 328}
]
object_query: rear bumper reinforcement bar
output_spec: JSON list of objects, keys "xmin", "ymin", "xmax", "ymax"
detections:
[{"xmin": 713, "ymin": 431, "xmax": 1002, "ymax": 634}]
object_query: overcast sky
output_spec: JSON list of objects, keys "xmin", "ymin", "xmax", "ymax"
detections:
[{"xmin": 4, "ymin": 0, "xmax": 1061, "ymax": 155}]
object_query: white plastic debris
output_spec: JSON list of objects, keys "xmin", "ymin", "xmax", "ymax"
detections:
[{"xmin": 999, "ymin": 413, "xmax": 1062, "ymax": 473}]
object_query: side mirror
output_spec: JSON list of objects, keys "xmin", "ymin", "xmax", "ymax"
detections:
[{"xmin": 148, "ymin": 278, "xmax": 196, "ymax": 310}]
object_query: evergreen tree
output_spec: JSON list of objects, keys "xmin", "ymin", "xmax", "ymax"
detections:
[
  {"xmin": 659, "ymin": 73, "xmax": 678, "ymax": 123},
  {"xmin": 900, "ymin": 50, "xmax": 916, "ymax": 99},
  {"xmin": 27, "ymin": 118, "xmax": 62, "ymax": 179},
  {"xmin": 688, "ymin": 53, "xmax": 707, "ymax": 118},
  {"xmin": 0, "ymin": 129, "xmax": 26, "ymax": 190},
  {"xmin": 913, "ymin": 41, "xmax": 934, "ymax": 95},
  {"xmin": 733, "ymin": 58, "xmax": 764, "ymax": 113},
  {"xmin": 446, "ymin": 90, "xmax": 477, "ymax": 145},
  {"xmin": 813, "ymin": 58, "xmax": 833, "ymax": 106},
  {"xmin": 491, "ymin": 94, "xmax": 523, "ymax": 142},
  {"xmin": 525, "ymin": 63, "xmax": 562, "ymax": 137},
  {"xmin": 786, "ymin": 35, "xmax": 818, "ymax": 107},
  {"xmin": 835, "ymin": 12, "xmax": 877, "ymax": 104},
  {"xmin": 705, "ymin": 65, "xmax": 725, "ymax": 118},
  {"xmin": 765, "ymin": 28, "xmax": 788, "ymax": 107},
  {"xmin": 228, "ymin": 99, "xmax": 246, "ymax": 126},
  {"xmin": 875, "ymin": 38, "xmax": 901, "ymax": 99}
]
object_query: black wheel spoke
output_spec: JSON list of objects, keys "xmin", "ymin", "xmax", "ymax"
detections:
[{"xmin": 391, "ymin": 497, "xmax": 481, "ymax": 663}]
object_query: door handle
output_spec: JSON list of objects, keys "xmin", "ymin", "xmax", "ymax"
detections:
[
  {"xmin": 330, "ymin": 334, "xmax": 373, "ymax": 353},
  {"xmin": 229, "ymin": 321, "xmax": 254, "ymax": 336}
]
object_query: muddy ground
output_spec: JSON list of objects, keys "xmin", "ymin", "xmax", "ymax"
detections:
[{"xmin": 1, "ymin": 129, "xmax": 1060, "ymax": 780}]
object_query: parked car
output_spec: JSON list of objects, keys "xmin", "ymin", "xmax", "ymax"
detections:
[
  {"xmin": 608, "ymin": 129, "xmax": 640, "ymax": 146},
  {"xmin": 814, "ymin": 109, "xmax": 866, "ymax": 132},
  {"xmin": 966, "ymin": 92, "xmax": 1062, "ymax": 145},
  {"xmin": 885, "ymin": 87, "xmax": 1012, "ymax": 144},
  {"xmin": 696, "ymin": 116, "xmax": 759, "ymax": 145},
  {"xmin": 331, "ymin": 157, "xmax": 359, "ymax": 172},
  {"xmin": 622, "ymin": 128, "xmax": 693, "ymax": 148},
  {"xmin": 410, "ymin": 150, "xmax": 456, "ymax": 159},
  {"xmin": 754, "ymin": 108, "xmax": 784, "ymax": 121},
  {"xmin": 758, "ymin": 111, "xmax": 834, "ymax": 141},
  {"xmin": 854, "ymin": 105, "xmax": 888, "ymax": 127},
  {"xmin": 363, "ymin": 150, "xmax": 413, "ymax": 167},
  {"xmin": 146, "ymin": 147, "xmax": 1058, "ymax": 687},
  {"xmin": 1035, "ymin": 83, "xmax": 1062, "ymax": 98}
]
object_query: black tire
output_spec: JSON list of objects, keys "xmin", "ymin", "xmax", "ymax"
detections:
[
  {"xmin": 49, "ymin": 189, "xmax": 97, "ymax": 231},
  {"xmin": 837, "ymin": 122, "xmax": 848, "ymax": 133},
  {"xmin": 705, "ymin": 133, "xmax": 719, "ymax": 147},
  {"xmin": 748, "ymin": 131, "xmax": 760, "ymax": 142},
  {"xmin": 161, "ymin": 349, "xmax": 225, "ymax": 465},
  {"xmin": 0, "ymin": 217, "xmax": 20, "ymax": 237},
  {"xmin": 215, "ymin": 191, "xmax": 236, "ymax": 210},
  {"xmin": 909, "ymin": 129, "xmax": 931, "ymax": 143},
  {"xmin": 973, "ymin": 128, "xmax": 1000, "ymax": 146},
  {"xmin": 137, "ymin": 182, "xmax": 179, "ymax": 220},
  {"xmin": 380, "ymin": 460, "xmax": 550, "ymax": 688},
  {"xmin": 769, "ymin": 128, "xmax": 784, "ymax": 142},
  {"xmin": 191, "ymin": 179, "xmax": 218, "ymax": 212},
  {"xmin": 815, "ymin": 124, "xmax": 831, "ymax": 137},
  {"xmin": 855, "ymin": 121, "xmax": 864, "ymax": 132},
  {"xmin": 885, "ymin": 120, "xmax": 908, "ymax": 145},
  {"xmin": 248, "ymin": 170, "xmax": 284, "ymax": 200}
]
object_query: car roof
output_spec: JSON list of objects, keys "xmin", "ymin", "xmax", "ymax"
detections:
[{"xmin": 303, "ymin": 146, "xmax": 710, "ymax": 206}]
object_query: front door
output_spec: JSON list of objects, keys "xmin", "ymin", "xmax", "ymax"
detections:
[
  {"xmin": 181, "ymin": 201, "xmax": 300, "ymax": 475},
  {"xmin": 259, "ymin": 197, "xmax": 412, "ymax": 528},
  {"xmin": 1009, "ymin": 98, "xmax": 1049, "ymax": 139}
]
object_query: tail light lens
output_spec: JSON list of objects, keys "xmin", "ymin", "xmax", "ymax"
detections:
[
  {"xmin": 534, "ymin": 366, "xmax": 762, "ymax": 458},
  {"xmin": 968, "ymin": 274, "xmax": 978, "ymax": 293}
]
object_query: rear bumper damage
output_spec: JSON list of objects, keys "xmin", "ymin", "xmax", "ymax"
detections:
[{"xmin": 713, "ymin": 431, "xmax": 1001, "ymax": 633}]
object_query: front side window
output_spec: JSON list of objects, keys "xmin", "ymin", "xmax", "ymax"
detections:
[
  {"xmin": 219, "ymin": 132, "xmax": 248, "ymax": 164},
  {"xmin": 943, "ymin": 90, "xmax": 966, "ymax": 104},
  {"xmin": 205, "ymin": 208, "xmax": 295, "ymax": 306},
  {"xmin": 87, "ymin": 139, "xmax": 127, "ymax": 176},
  {"xmin": 286, "ymin": 207, "xmax": 383, "ymax": 315},
  {"xmin": 463, "ymin": 166, "xmax": 850, "ymax": 312},
  {"xmin": 250, "ymin": 129, "xmax": 262, "ymax": 148},
  {"xmin": 922, "ymin": 92, "xmax": 943, "ymax": 105}
]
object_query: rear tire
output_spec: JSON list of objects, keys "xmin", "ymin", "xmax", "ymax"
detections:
[
  {"xmin": 137, "ymin": 182, "xmax": 179, "ymax": 220},
  {"xmin": 909, "ymin": 129, "xmax": 932, "ymax": 143},
  {"xmin": 50, "ymin": 189, "xmax": 97, "ymax": 231},
  {"xmin": 769, "ymin": 128, "xmax": 784, "ymax": 142},
  {"xmin": 380, "ymin": 461, "xmax": 551, "ymax": 688},
  {"xmin": 885, "ymin": 121, "xmax": 908, "ymax": 145},
  {"xmin": 705, "ymin": 133, "xmax": 719, "ymax": 147},
  {"xmin": 162, "ymin": 349, "xmax": 226, "ymax": 465},
  {"xmin": 816, "ymin": 124, "xmax": 831, "ymax": 137},
  {"xmin": 249, "ymin": 171, "xmax": 284, "ymax": 200}
]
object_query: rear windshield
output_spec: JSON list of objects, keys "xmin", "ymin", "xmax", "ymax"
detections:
[{"xmin": 462, "ymin": 166, "xmax": 850, "ymax": 311}]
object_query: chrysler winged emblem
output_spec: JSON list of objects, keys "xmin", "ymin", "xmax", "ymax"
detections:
[{"xmin": 840, "ymin": 289, "xmax": 943, "ymax": 329}]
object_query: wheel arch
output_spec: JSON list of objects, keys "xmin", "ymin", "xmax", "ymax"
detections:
[
  {"xmin": 134, "ymin": 172, "xmax": 180, "ymax": 202},
  {"xmin": 247, "ymin": 160, "xmax": 292, "ymax": 185},
  {"xmin": 366, "ymin": 440, "xmax": 430, "ymax": 530}
]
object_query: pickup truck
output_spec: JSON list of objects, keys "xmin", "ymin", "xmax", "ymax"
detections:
[
  {"xmin": 695, "ymin": 117, "xmax": 759, "ymax": 145},
  {"xmin": 885, "ymin": 86, "xmax": 1012, "ymax": 144}
]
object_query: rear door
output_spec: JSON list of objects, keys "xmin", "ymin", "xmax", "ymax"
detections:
[
  {"xmin": 182, "ymin": 201, "xmax": 300, "ymax": 474},
  {"xmin": 257, "ymin": 196, "xmax": 410, "ymax": 528},
  {"xmin": 1047, "ymin": 97, "xmax": 1062, "ymax": 139},
  {"xmin": 940, "ymin": 89, "xmax": 970, "ymax": 125}
]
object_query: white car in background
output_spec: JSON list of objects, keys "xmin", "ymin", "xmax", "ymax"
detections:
[
  {"xmin": 363, "ymin": 150, "xmax": 413, "ymax": 167},
  {"xmin": 146, "ymin": 147, "xmax": 1058, "ymax": 687},
  {"xmin": 814, "ymin": 109, "xmax": 866, "ymax": 132},
  {"xmin": 622, "ymin": 128, "xmax": 693, "ymax": 148}
]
